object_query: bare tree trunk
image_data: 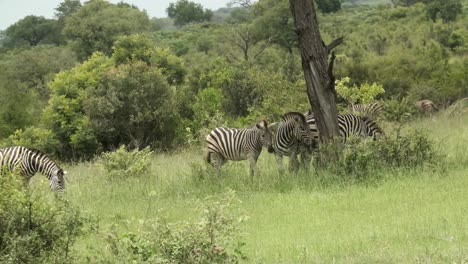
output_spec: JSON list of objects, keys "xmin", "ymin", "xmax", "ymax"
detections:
[{"xmin": 289, "ymin": 0, "xmax": 341, "ymax": 144}]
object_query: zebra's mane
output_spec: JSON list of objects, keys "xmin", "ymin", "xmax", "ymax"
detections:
[
  {"xmin": 26, "ymin": 148, "xmax": 59, "ymax": 164},
  {"xmin": 281, "ymin": 112, "xmax": 306, "ymax": 123}
]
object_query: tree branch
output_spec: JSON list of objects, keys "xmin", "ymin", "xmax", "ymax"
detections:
[{"xmin": 326, "ymin": 37, "xmax": 344, "ymax": 53}]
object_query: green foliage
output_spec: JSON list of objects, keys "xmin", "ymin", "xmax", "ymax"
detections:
[
  {"xmin": 84, "ymin": 60, "xmax": 180, "ymax": 149},
  {"xmin": 1, "ymin": 45, "xmax": 77, "ymax": 99},
  {"xmin": 166, "ymin": 0, "xmax": 213, "ymax": 27},
  {"xmin": 184, "ymin": 87, "xmax": 226, "ymax": 144},
  {"xmin": 43, "ymin": 52, "xmax": 113, "ymax": 159},
  {"xmin": 332, "ymin": 129, "xmax": 438, "ymax": 179},
  {"xmin": 335, "ymin": 77, "xmax": 385, "ymax": 104},
  {"xmin": 113, "ymin": 34, "xmax": 186, "ymax": 85},
  {"xmin": 0, "ymin": 80, "xmax": 37, "ymax": 138},
  {"xmin": 4, "ymin": 15, "xmax": 57, "ymax": 47},
  {"xmin": 316, "ymin": 0, "xmax": 342, "ymax": 13},
  {"xmin": 425, "ymin": 0, "xmax": 463, "ymax": 23},
  {"xmin": 99, "ymin": 145, "xmax": 153, "ymax": 180},
  {"xmin": 105, "ymin": 190, "xmax": 247, "ymax": 263},
  {"xmin": 0, "ymin": 171, "xmax": 93, "ymax": 263},
  {"xmin": 63, "ymin": 0, "xmax": 150, "ymax": 60},
  {"xmin": 54, "ymin": 0, "xmax": 82, "ymax": 19},
  {"xmin": 3, "ymin": 127, "xmax": 60, "ymax": 156},
  {"xmin": 383, "ymin": 97, "xmax": 418, "ymax": 123}
]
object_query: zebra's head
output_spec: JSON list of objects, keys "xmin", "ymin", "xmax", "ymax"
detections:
[
  {"xmin": 282, "ymin": 112, "xmax": 315, "ymax": 147},
  {"xmin": 361, "ymin": 117, "xmax": 384, "ymax": 140},
  {"xmin": 49, "ymin": 169, "xmax": 66, "ymax": 191},
  {"xmin": 255, "ymin": 120, "xmax": 274, "ymax": 153}
]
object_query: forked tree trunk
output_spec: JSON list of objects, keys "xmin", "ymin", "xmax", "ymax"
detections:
[{"xmin": 289, "ymin": 0, "xmax": 341, "ymax": 144}]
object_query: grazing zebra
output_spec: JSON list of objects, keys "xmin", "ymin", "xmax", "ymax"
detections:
[
  {"xmin": 205, "ymin": 120, "xmax": 274, "ymax": 177},
  {"xmin": 416, "ymin": 100, "xmax": 438, "ymax": 113},
  {"xmin": 0, "ymin": 146, "xmax": 66, "ymax": 191},
  {"xmin": 299, "ymin": 113, "xmax": 384, "ymax": 168},
  {"xmin": 349, "ymin": 102, "xmax": 383, "ymax": 118},
  {"xmin": 271, "ymin": 112, "xmax": 315, "ymax": 174}
]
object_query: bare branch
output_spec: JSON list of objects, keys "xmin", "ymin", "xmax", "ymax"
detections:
[
  {"xmin": 253, "ymin": 37, "xmax": 272, "ymax": 60},
  {"xmin": 326, "ymin": 37, "xmax": 344, "ymax": 53}
]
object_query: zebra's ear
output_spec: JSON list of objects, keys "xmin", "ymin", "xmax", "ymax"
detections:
[{"xmin": 255, "ymin": 122, "xmax": 264, "ymax": 130}]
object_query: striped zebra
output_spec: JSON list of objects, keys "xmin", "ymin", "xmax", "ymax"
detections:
[
  {"xmin": 349, "ymin": 102, "xmax": 383, "ymax": 118},
  {"xmin": 0, "ymin": 146, "xmax": 66, "ymax": 191},
  {"xmin": 205, "ymin": 120, "xmax": 274, "ymax": 177},
  {"xmin": 416, "ymin": 100, "xmax": 438, "ymax": 113},
  {"xmin": 270, "ymin": 112, "xmax": 315, "ymax": 174},
  {"xmin": 300, "ymin": 113, "xmax": 384, "ymax": 168}
]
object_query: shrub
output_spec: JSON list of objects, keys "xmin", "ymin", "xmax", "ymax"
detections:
[
  {"xmin": 328, "ymin": 129, "xmax": 438, "ymax": 180},
  {"xmin": 105, "ymin": 190, "xmax": 247, "ymax": 263},
  {"xmin": 0, "ymin": 171, "xmax": 93, "ymax": 263},
  {"xmin": 98, "ymin": 145, "xmax": 153, "ymax": 180}
]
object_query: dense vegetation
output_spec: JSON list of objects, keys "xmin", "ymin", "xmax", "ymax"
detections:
[
  {"xmin": 0, "ymin": 0, "xmax": 466, "ymax": 159},
  {"xmin": 0, "ymin": 0, "xmax": 467, "ymax": 262}
]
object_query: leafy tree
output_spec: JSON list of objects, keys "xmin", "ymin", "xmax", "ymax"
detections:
[
  {"xmin": 112, "ymin": 34, "xmax": 186, "ymax": 85},
  {"xmin": 425, "ymin": 0, "xmax": 463, "ymax": 23},
  {"xmin": 335, "ymin": 77, "xmax": 385, "ymax": 105},
  {"xmin": 0, "ymin": 80, "xmax": 37, "ymax": 138},
  {"xmin": 42, "ymin": 52, "xmax": 113, "ymax": 159},
  {"xmin": 4, "ymin": 15, "xmax": 57, "ymax": 47},
  {"xmin": 83, "ymin": 61, "xmax": 180, "ymax": 149},
  {"xmin": 315, "ymin": 0, "xmax": 341, "ymax": 13},
  {"xmin": 63, "ymin": 0, "xmax": 150, "ymax": 60},
  {"xmin": 166, "ymin": 0, "xmax": 213, "ymax": 27},
  {"xmin": 2, "ymin": 46, "xmax": 77, "ymax": 100},
  {"xmin": 55, "ymin": 0, "xmax": 82, "ymax": 19},
  {"xmin": 252, "ymin": 0, "xmax": 296, "ymax": 53}
]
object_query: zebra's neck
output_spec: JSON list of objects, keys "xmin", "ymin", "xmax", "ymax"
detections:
[{"xmin": 32, "ymin": 153, "xmax": 60, "ymax": 180}]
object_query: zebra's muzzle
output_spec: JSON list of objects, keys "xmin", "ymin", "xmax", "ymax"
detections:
[{"xmin": 267, "ymin": 146, "xmax": 275, "ymax": 153}]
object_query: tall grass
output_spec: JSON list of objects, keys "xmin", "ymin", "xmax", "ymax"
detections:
[{"xmin": 29, "ymin": 112, "xmax": 468, "ymax": 262}]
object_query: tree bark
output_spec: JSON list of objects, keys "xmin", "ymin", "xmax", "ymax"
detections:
[{"xmin": 289, "ymin": 0, "xmax": 341, "ymax": 143}]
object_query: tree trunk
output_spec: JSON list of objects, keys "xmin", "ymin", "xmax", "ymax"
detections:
[{"xmin": 289, "ymin": 0, "xmax": 341, "ymax": 144}]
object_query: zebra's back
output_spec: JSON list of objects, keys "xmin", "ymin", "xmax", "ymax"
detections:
[{"xmin": 206, "ymin": 127, "xmax": 261, "ymax": 161}]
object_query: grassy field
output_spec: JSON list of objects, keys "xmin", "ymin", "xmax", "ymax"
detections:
[{"xmin": 31, "ymin": 113, "xmax": 468, "ymax": 263}]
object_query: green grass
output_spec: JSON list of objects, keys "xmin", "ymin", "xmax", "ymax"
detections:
[{"xmin": 30, "ymin": 113, "xmax": 468, "ymax": 263}]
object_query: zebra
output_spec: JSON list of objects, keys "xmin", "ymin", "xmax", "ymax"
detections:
[
  {"xmin": 205, "ymin": 120, "xmax": 274, "ymax": 177},
  {"xmin": 270, "ymin": 112, "xmax": 315, "ymax": 174},
  {"xmin": 416, "ymin": 100, "xmax": 438, "ymax": 113},
  {"xmin": 349, "ymin": 102, "xmax": 383, "ymax": 118},
  {"xmin": 0, "ymin": 146, "xmax": 66, "ymax": 191},
  {"xmin": 299, "ymin": 113, "xmax": 384, "ymax": 168}
]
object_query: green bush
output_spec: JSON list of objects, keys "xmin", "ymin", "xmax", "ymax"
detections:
[
  {"xmin": 98, "ymin": 145, "xmax": 153, "ymax": 180},
  {"xmin": 0, "ymin": 171, "xmax": 93, "ymax": 263},
  {"xmin": 329, "ymin": 129, "xmax": 438, "ymax": 180},
  {"xmin": 105, "ymin": 190, "xmax": 247, "ymax": 263}
]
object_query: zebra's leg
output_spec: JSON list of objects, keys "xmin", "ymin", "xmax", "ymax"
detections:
[
  {"xmin": 289, "ymin": 153, "xmax": 299, "ymax": 173},
  {"xmin": 209, "ymin": 152, "xmax": 224, "ymax": 175},
  {"xmin": 300, "ymin": 150, "xmax": 312, "ymax": 171},
  {"xmin": 275, "ymin": 154, "xmax": 285, "ymax": 175},
  {"xmin": 248, "ymin": 152, "xmax": 259, "ymax": 178}
]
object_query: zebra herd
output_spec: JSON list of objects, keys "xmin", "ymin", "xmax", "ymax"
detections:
[
  {"xmin": 0, "ymin": 100, "xmax": 437, "ymax": 190},
  {"xmin": 205, "ymin": 98, "xmax": 438, "ymax": 176},
  {"xmin": 206, "ymin": 110, "xmax": 384, "ymax": 176}
]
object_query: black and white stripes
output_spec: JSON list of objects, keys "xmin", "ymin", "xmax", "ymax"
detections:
[
  {"xmin": 271, "ymin": 112, "xmax": 315, "ymax": 173},
  {"xmin": 0, "ymin": 146, "xmax": 66, "ymax": 191},
  {"xmin": 349, "ymin": 102, "xmax": 382, "ymax": 118},
  {"xmin": 205, "ymin": 120, "xmax": 274, "ymax": 176}
]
